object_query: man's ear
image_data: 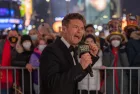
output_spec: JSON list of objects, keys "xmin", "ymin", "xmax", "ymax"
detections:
[{"xmin": 62, "ymin": 26, "xmax": 67, "ymax": 34}]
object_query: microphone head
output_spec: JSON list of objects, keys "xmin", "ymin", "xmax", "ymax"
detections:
[{"xmin": 78, "ymin": 44, "xmax": 90, "ymax": 58}]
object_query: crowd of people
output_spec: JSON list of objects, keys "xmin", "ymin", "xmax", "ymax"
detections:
[{"xmin": 0, "ymin": 13, "xmax": 140, "ymax": 94}]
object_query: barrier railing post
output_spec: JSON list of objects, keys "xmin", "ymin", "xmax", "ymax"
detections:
[
  {"xmin": 121, "ymin": 69, "xmax": 124, "ymax": 94},
  {"xmin": 138, "ymin": 69, "xmax": 140, "ymax": 94},
  {"xmin": 38, "ymin": 67, "xmax": 40, "ymax": 94},
  {"xmin": 30, "ymin": 72, "xmax": 33, "ymax": 94},
  {"xmin": 88, "ymin": 74, "xmax": 90, "ymax": 94},
  {"xmin": 14, "ymin": 69, "xmax": 17, "ymax": 94},
  {"xmin": 130, "ymin": 69, "xmax": 132, "ymax": 94},
  {"xmin": 22, "ymin": 68, "xmax": 24, "ymax": 94},
  {"xmin": 113, "ymin": 69, "xmax": 115, "ymax": 94},
  {"xmin": 105, "ymin": 69, "xmax": 107, "ymax": 94},
  {"xmin": 6, "ymin": 69, "xmax": 9, "ymax": 94}
]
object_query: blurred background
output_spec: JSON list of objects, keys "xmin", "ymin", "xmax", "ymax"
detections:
[{"xmin": 0, "ymin": 0, "xmax": 140, "ymax": 35}]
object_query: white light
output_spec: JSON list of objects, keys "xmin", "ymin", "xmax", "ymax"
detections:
[
  {"xmin": 32, "ymin": 25, "xmax": 36, "ymax": 28},
  {"xmin": 65, "ymin": 0, "xmax": 71, "ymax": 2},
  {"xmin": 19, "ymin": 24, "xmax": 22, "ymax": 28},
  {"xmin": 103, "ymin": 15, "xmax": 108, "ymax": 18},
  {"xmin": 112, "ymin": 15, "xmax": 118, "ymax": 18},
  {"xmin": 46, "ymin": 0, "xmax": 50, "ymax": 2},
  {"xmin": 8, "ymin": 27, "xmax": 11, "ymax": 30},
  {"xmin": 55, "ymin": 17, "xmax": 64, "ymax": 21},
  {"xmin": 95, "ymin": 32, "xmax": 99, "ymax": 36},
  {"xmin": 27, "ymin": 25, "xmax": 32, "ymax": 30},
  {"xmin": 94, "ymin": 25, "xmax": 98, "ymax": 29},
  {"xmin": 0, "ymin": 19, "xmax": 9, "ymax": 23},
  {"xmin": 13, "ymin": 24, "xmax": 16, "ymax": 28},
  {"xmin": 98, "ymin": 26, "xmax": 103, "ymax": 31},
  {"xmin": 40, "ymin": 19, "xmax": 44, "ymax": 22}
]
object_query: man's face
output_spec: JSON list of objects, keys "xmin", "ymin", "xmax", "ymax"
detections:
[
  {"xmin": 109, "ymin": 20, "xmax": 121, "ymax": 32},
  {"xmin": 7, "ymin": 31, "xmax": 19, "ymax": 46},
  {"xmin": 8, "ymin": 31, "xmax": 19, "ymax": 39},
  {"xmin": 85, "ymin": 27, "xmax": 95, "ymax": 36},
  {"xmin": 63, "ymin": 19, "xmax": 85, "ymax": 45}
]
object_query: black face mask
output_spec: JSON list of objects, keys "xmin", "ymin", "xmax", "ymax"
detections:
[
  {"xmin": 9, "ymin": 36, "xmax": 18, "ymax": 43},
  {"xmin": 47, "ymin": 39, "xmax": 54, "ymax": 44}
]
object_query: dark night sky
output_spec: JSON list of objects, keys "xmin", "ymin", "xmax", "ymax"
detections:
[{"xmin": 122, "ymin": 0, "xmax": 140, "ymax": 15}]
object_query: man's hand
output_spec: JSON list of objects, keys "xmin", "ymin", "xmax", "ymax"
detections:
[
  {"xmin": 80, "ymin": 53, "xmax": 92, "ymax": 70},
  {"xmin": 26, "ymin": 64, "xmax": 33, "ymax": 72},
  {"xmin": 89, "ymin": 43, "xmax": 99, "ymax": 56}
]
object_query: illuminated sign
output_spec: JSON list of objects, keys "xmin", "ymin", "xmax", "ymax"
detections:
[
  {"xmin": 0, "ymin": 18, "xmax": 23, "ymax": 24},
  {"xmin": 89, "ymin": 0, "xmax": 107, "ymax": 11},
  {"xmin": 0, "ymin": 23, "xmax": 23, "ymax": 30},
  {"xmin": 55, "ymin": 17, "xmax": 64, "ymax": 21},
  {"xmin": 25, "ymin": 0, "xmax": 33, "ymax": 26},
  {"xmin": 0, "ymin": 8, "xmax": 15, "ymax": 17}
]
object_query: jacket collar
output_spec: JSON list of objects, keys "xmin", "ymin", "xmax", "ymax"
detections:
[{"xmin": 55, "ymin": 37, "xmax": 74, "ymax": 66}]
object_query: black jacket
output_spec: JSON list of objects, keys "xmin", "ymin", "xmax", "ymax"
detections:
[
  {"xmin": 39, "ymin": 37, "xmax": 99, "ymax": 94},
  {"xmin": 126, "ymin": 38, "xmax": 140, "ymax": 66},
  {"xmin": 12, "ymin": 51, "xmax": 33, "ymax": 94}
]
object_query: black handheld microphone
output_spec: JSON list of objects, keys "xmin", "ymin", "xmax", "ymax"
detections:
[{"xmin": 78, "ymin": 44, "xmax": 94, "ymax": 77}]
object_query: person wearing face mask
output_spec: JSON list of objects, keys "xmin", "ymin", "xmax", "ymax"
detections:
[
  {"xmin": 101, "ymin": 32, "xmax": 129, "ymax": 94},
  {"xmin": 78, "ymin": 34, "xmax": 103, "ymax": 94},
  {"xmin": 29, "ymin": 29, "xmax": 38, "ymax": 47},
  {"xmin": 12, "ymin": 35, "xmax": 34, "ymax": 94},
  {"xmin": 85, "ymin": 24, "xmax": 105, "ymax": 51},
  {"xmin": 0, "ymin": 30, "xmax": 19, "ymax": 94},
  {"xmin": 29, "ymin": 38, "xmax": 47, "ymax": 94}
]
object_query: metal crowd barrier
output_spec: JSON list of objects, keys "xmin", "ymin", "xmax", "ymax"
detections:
[
  {"xmin": 0, "ymin": 67, "xmax": 140, "ymax": 94},
  {"xmin": 0, "ymin": 67, "xmax": 40, "ymax": 94},
  {"xmin": 78, "ymin": 67, "xmax": 140, "ymax": 94}
]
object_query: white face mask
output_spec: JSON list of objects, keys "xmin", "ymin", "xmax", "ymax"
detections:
[
  {"xmin": 38, "ymin": 45, "xmax": 46, "ymax": 52},
  {"xmin": 30, "ymin": 34, "xmax": 38, "ymax": 40},
  {"xmin": 22, "ymin": 42, "xmax": 31, "ymax": 50},
  {"xmin": 111, "ymin": 40, "xmax": 121, "ymax": 47}
]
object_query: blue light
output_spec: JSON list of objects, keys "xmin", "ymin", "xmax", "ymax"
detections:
[
  {"xmin": 0, "ymin": 23, "xmax": 23, "ymax": 30},
  {"xmin": 0, "ymin": 8, "xmax": 9, "ymax": 16},
  {"xmin": 10, "ymin": 9, "xmax": 15, "ymax": 17},
  {"xmin": 0, "ymin": 23, "xmax": 13, "ymax": 29}
]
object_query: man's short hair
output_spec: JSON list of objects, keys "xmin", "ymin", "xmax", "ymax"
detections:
[
  {"xmin": 62, "ymin": 13, "xmax": 86, "ymax": 26},
  {"xmin": 85, "ymin": 24, "xmax": 95, "ymax": 30}
]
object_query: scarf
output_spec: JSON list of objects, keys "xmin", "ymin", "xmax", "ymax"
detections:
[
  {"xmin": 112, "ymin": 47, "xmax": 120, "ymax": 94},
  {"xmin": 1, "ymin": 39, "xmax": 13, "ymax": 88}
]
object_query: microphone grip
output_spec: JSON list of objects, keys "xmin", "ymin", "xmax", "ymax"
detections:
[{"xmin": 87, "ymin": 64, "xmax": 94, "ymax": 77}]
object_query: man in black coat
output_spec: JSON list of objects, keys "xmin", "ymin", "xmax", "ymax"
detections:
[{"xmin": 40, "ymin": 13, "xmax": 99, "ymax": 94}]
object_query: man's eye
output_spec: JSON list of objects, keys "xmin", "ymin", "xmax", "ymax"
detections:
[{"xmin": 73, "ymin": 26, "xmax": 78, "ymax": 28}]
